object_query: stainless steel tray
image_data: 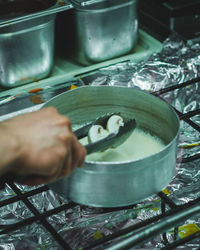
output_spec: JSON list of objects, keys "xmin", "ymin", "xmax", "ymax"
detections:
[
  {"xmin": 0, "ymin": 29, "xmax": 162, "ymax": 120},
  {"xmin": 0, "ymin": 29, "xmax": 161, "ymax": 92},
  {"xmin": 0, "ymin": 0, "xmax": 160, "ymax": 90}
]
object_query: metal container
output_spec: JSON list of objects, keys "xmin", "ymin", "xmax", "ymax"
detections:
[
  {"xmin": 44, "ymin": 86, "xmax": 180, "ymax": 207},
  {"xmin": 0, "ymin": 0, "xmax": 56, "ymax": 88},
  {"xmin": 72, "ymin": 0, "xmax": 138, "ymax": 65}
]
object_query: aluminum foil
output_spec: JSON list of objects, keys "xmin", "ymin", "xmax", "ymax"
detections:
[{"xmin": 1, "ymin": 33, "xmax": 200, "ymax": 249}]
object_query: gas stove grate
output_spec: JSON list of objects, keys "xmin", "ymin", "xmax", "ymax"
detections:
[{"xmin": 0, "ymin": 78, "xmax": 200, "ymax": 249}]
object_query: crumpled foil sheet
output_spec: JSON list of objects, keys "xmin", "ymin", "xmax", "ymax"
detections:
[{"xmin": 0, "ymin": 33, "xmax": 200, "ymax": 249}]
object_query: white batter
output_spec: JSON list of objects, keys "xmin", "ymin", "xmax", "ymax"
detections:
[{"xmin": 80, "ymin": 128, "xmax": 166, "ymax": 162}]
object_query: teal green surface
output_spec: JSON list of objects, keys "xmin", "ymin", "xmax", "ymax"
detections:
[{"xmin": 0, "ymin": 30, "xmax": 162, "ymax": 98}]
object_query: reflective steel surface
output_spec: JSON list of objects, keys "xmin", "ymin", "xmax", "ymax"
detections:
[
  {"xmin": 73, "ymin": 0, "xmax": 138, "ymax": 65},
  {"xmin": 46, "ymin": 86, "xmax": 180, "ymax": 207},
  {"xmin": 0, "ymin": 14, "xmax": 56, "ymax": 87}
]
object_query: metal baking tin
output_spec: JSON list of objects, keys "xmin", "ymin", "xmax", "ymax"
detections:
[
  {"xmin": 0, "ymin": 14, "xmax": 56, "ymax": 88},
  {"xmin": 0, "ymin": 0, "xmax": 62, "ymax": 87},
  {"xmin": 72, "ymin": 0, "xmax": 138, "ymax": 65}
]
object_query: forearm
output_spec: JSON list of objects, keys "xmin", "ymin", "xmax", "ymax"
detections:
[{"xmin": 0, "ymin": 123, "xmax": 21, "ymax": 175}]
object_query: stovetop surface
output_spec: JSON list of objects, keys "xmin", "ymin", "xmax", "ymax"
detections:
[{"xmin": 0, "ymin": 30, "xmax": 200, "ymax": 249}]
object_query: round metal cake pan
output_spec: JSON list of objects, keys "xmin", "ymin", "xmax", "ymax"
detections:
[{"xmin": 44, "ymin": 86, "xmax": 180, "ymax": 207}]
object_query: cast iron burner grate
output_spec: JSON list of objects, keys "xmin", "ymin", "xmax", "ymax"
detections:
[{"xmin": 0, "ymin": 77, "xmax": 200, "ymax": 249}]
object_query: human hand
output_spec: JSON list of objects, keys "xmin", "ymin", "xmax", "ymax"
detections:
[{"xmin": 0, "ymin": 107, "xmax": 86, "ymax": 186}]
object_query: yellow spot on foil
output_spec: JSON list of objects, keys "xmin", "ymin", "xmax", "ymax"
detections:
[
  {"xmin": 178, "ymin": 224, "xmax": 200, "ymax": 239},
  {"xmin": 70, "ymin": 84, "xmax": 77, "ymax": 90},
  {"xmin": 93, "ymin": 230, "xmax": 103, "ymax": 240},
  {"xmin": 181, "ymin": 142, "xmax": 200, "ymax": 148},
  {"xmin": 40, "ymin": 244, "xmax": 46, "ymax": 250},
  {"xmin": 151, "ymin": 207, "xmax": 159, "ymax": 211},
  {"xmin": 162, "ymin": 189, "xmax": 171, "ymax": 195}
]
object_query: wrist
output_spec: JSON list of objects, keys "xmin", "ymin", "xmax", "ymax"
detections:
[{"xmin": 0, "ymin": 123, "xmax": 22, "ymax": 174}]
